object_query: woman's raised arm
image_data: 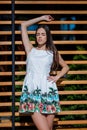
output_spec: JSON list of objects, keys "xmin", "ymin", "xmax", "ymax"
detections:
[{"xmin": 21, "ymin": 15, "xmax": 54, "ymax": 55}]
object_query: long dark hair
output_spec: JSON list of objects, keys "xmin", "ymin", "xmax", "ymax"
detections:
[{"xmin": 35, "ymin": 24, "xmax": 59, "ymax": 71}]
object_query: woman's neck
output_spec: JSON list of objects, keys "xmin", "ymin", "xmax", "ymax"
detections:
[{"xmin": 37, "ymin": 44, "xmax": 46, "ymax": 50}]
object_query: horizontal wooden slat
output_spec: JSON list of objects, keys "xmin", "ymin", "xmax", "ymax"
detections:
[
  {"xmin": 0, "ymin": 1, "xmax": 11, "ymax": 4},
  {"xmin": 0, "ymin": 122, "xmax": 12, "ymax": 127},
  {"xmin": 0, "ymin": 112, "xmax": 12, "ymax": 116},
  {"xmin": 57, "ymin": 120, "xmax": 87, "ymax": 125},
  {"xmin": 0, "ymin": 80, "xmax": 87, "ymax": 86},
  {"xmin": 0, "ymin": 61, "xmax": 87, "ymax": 65},
  {"xmin": 0, "ymin": 90, "xmax": 87, "ymax": 96},
  {"xmin": 0, "ymin": 40, "xmax": 87, "ymax": 45},
  {"xmin": 16, "ymin": 20, "xmax": 87, "ymax": 24},
  {"xmin": 0, "ymin": 110, "xmax": 87, "ymax": 117},
  {"xmin": 0, "ymin": 41, "xmax": 11, "ymax": 45},
  {"xmin": 15, "ymin": 10, "xmax": 87, "ymax": 14},
  {"xmin": 1, "ymin": 20, "xmax": 87, "ymax": 25},
  {"xmin": 55, "ymin": 128, "xmax": 87, "ymax": 130},
  {"xmin": 0, "ymin": 100, "xmax": 87, "ymax": 107},
  {"xmin": 0, "ymin": 21, "xmax": 11, "ymax": 24},
  {"xmin": 15, "ymin": 40, "xmax": 87, "ymax": 45},
  {"xmin": 58, "ymin": 110, "xmax": 87, "ymax": 115},
  {"xmin": 0, "ymin": 11, "xmax": 11, "ymax": 14},
  {"xmin": 0, "ymin": 121, "xmax": 87, "ymax": 128},
  {"xmin": 60, "ymin": 101, "xmax": 87, "ymax": 105},
  {"xmin": 0, "ymin": 50, "xmax": 87, "ymax": 55},
  {"xmin": 15, "ymin": 120, "xmax": 87, "ymax": 126},
  {"xmin": 1, "ymin": 30, "xmax": 87, "ymax": 35},
  {"xmin": 15, "ymin": 1, "xmax": 87, "ymax": 5},
  {"xmin": 59, "ymin": 90, "xmax": 87, "ymax": 95},
  {"xmin": 0, "ymin": 70, "xmax": 87, "ymax": 77}
]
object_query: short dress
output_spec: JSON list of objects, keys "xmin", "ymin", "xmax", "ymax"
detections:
[{"xmin": 19, "ymin": 48, "xmax": 61, "ymax": 114}]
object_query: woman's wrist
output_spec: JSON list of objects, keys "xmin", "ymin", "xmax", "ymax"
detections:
[
  {"xmin": 56, "ymin": 75, "xmax": 60, "ymax": 80},
  {"xmin": 40, "ymin": 15, "xmax": 45, "ymax": 21}
]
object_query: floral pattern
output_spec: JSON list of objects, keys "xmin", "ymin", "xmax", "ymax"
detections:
[{"xmin": 19, "ymin": 85, "xmax": 61, "ymax": 114}]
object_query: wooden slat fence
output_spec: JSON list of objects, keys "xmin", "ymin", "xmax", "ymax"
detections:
[{"xmin": 0, "ymin": 0, "xmax": 87, "ymax": 129}]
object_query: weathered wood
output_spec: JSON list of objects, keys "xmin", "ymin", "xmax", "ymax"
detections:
[
  {"xmin": 1, "ymin": 20, "xmax": 87, "ymax": 25},
  {"xmin": 15, "ymin": 10, "xmax": 87, "ymax": 14},
  {"xmin": 0, "ymin": 40, "xmax": 87, "ymax": 45},
  {"xmin": 15, "ymin": 1, "xmax": 87, "ymax": 5},
  {"xmin": 0, "ymin": 50, "xmax": 87, "ymax": 55}
]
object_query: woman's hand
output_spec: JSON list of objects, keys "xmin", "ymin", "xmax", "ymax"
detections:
[
  {"xmin": 41, "ymin": 15, "xmax": 54, "ymax": 22},
  {"xmin": 47, "ymin": 75, "xmax": 59, "ymax": 83}
]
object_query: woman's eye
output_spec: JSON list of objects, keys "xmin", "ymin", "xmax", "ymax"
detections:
[
  {"xmin": 36, "ymin": 34, "xmax": 39, "ymax": 36},
  {"xmin": 41, "ymin": 33, "xmax": 46, "ymax": 36},
  {"xmin": 36, "ymin": 33, "xmax": 46, "ymax": 36}
]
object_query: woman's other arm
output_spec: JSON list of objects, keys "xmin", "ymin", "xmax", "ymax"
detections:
[
  {"xmin": 47, "ymin": 54, "xmax": 69, "ymax": 83},
  {"xmin": 56, "ymin": 54, "xmax": 69, "ymax": 80}
]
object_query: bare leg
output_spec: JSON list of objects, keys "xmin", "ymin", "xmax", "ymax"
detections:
[
  {"xmin": 46, "ymin": 114, "xmax": 55, "ymax": 130},
  {"xmin": 31, "ymin": 112, "xmax": 50, "ymax": 130}
]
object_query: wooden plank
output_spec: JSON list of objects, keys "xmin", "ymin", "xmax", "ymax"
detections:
[
  {"xmin": 0, "ymin": 122, "xmax": 12, "ymax": 127},
  {"xmin": 15, "ymin": 20, "xmax": 87, "ymax": 25},
  {"xmin": 0, "ymin": 60, "xmax": 84, "ymax": 65},
  {"xmin": 0, "ymin": 122, "xmax": 87, "ymax": 128},
  {"xmin": 56, "ymin": 120, "xmax": 87, "ymax": 125},
  {"xmin": 0, "ymin": 70, "xmax": 87, "ymax": 76},
  {"xmin": 0, "ymin": 31, "xmax": 12, "ymax": 35},
  {"xmin": 0, "ymin": 110, "xmax": 87, "ymax": 117},
  {"xmin": 0, "ymin": 80, "xmax": 87, "ymax": 86},
  {"xmin": 2, "ymin": 20, "xmax": 87, "ymax": 25},
  {"xmin": 0, "ymin": 1, "xmax": 11, "ymax": 4},
  {"xmin": 16, "ymin": 30, "xmax": 87, "ymax": 35},
  {"xmin": 0, "ymin": 21, "xmax": 11, "ymax": 24},
  {"xmin": 0, "ymin": 90, "xmax": 87, "ymax": 96},
  {"xmin": 56, "ymin": 128, "xmax": 87, "ymax": 130},
  {"xmin": 0, "ymin": 50, "xmax": 87, "ymax": 55},
  {"xmin": 0, "ymin": 40, "xmax": 87, "ymax": 45},
  {"xmin": 58, "ymin": 110, "xmax": 87, "ymax": 115},
  {"xmin": 60, "ymin": 101, "xmax": 87, "ymax": 105},
  {"xmin": 59, "ymin": 51, "xmax": 87, "ymax": 54},
  {"xmin": 0, "ymin": 11, "xmax": 11, "ymax": 14},
  {"xmin": 0, "ymin": 92, "xmax": 12, "ymax": 96},
  {"xmin": 66, "ymin": 61, "xmax": 87, "ymax": 64},
  {"xmin": 1, "ymin": 30, "xmax": 87, "ymax": 35},
  {"xmin": 15, "ymin": 80, "xmax": 87, "ymax": 85},
  {"xmin": 0, "ymin": 112, "xmax": 12, "ymax": 116},
  {"xmin": 59, "ymin": 90, "xmax": 87, "ymax": 95},
  {"xmin": 15, "ymin": 1, "xmax": 87, "ymax": 5},
  {"xmin": 15, "ymin": 120, "xmax": 87, "ymax": 126},
  {"xmin": 15, "ymin": 10, "xmax": 87, "ymax": 14},
  {"xmin": 16, "ymin": 110, "xmax": 87, "ymax": 115},
  {"xmin": 18, "ymin": 40, "xmax": 87, "ymax": 45},
  {"xmin": 0, "ymin": 120, "xmax": 86, "ymax": 127},
  {"xmin": 0, "ymin": 100, "xmax": 87, "ymax": 107},
  {"xmin": 0, "ymin": 41, "xmax": 11, "ymax": 45}
]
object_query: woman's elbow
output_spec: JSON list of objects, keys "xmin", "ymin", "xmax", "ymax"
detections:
[{"xmin": 66, "ymin": 65, "xmax": 69, "ymax": 73}]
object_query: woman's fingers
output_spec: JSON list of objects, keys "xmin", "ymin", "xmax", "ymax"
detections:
[
  {"xmin": 48, "ymin": 15, "xmax": 54, "ymax": 21},
  {"xmin": 47, "ymin": 76, "xmax": 55, "ymax": 82},
  {"xmin": 42, "ymin": 15, "xmax": 54, "ymax": 21},
  {"xmin": 47, "ymin": 76, "xmax": 58, "ymax": 83}
]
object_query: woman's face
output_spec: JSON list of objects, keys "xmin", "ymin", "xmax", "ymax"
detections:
[{"xmin": 36, "ymin": 28, "xmax": 47, "ymax": 45}]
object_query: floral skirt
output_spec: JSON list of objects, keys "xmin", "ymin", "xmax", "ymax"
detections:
[{"xmin": 19, "ymin": 85, "xmax": 61, "ymax": 114}]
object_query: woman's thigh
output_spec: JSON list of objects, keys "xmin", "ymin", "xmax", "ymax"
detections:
[{"xmin": 31, "ymin": 112, "xmax": 50, "ymax": 130}]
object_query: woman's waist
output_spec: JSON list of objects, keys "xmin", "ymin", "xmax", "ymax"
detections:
[{"xmin": 26, "ymin": 71, "xmax": 50, "ymax": 76}]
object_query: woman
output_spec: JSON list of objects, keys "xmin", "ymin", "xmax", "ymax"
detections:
[{"xmin": 19, "ymin": 15, "xmax": 69, "ymax": 130}]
